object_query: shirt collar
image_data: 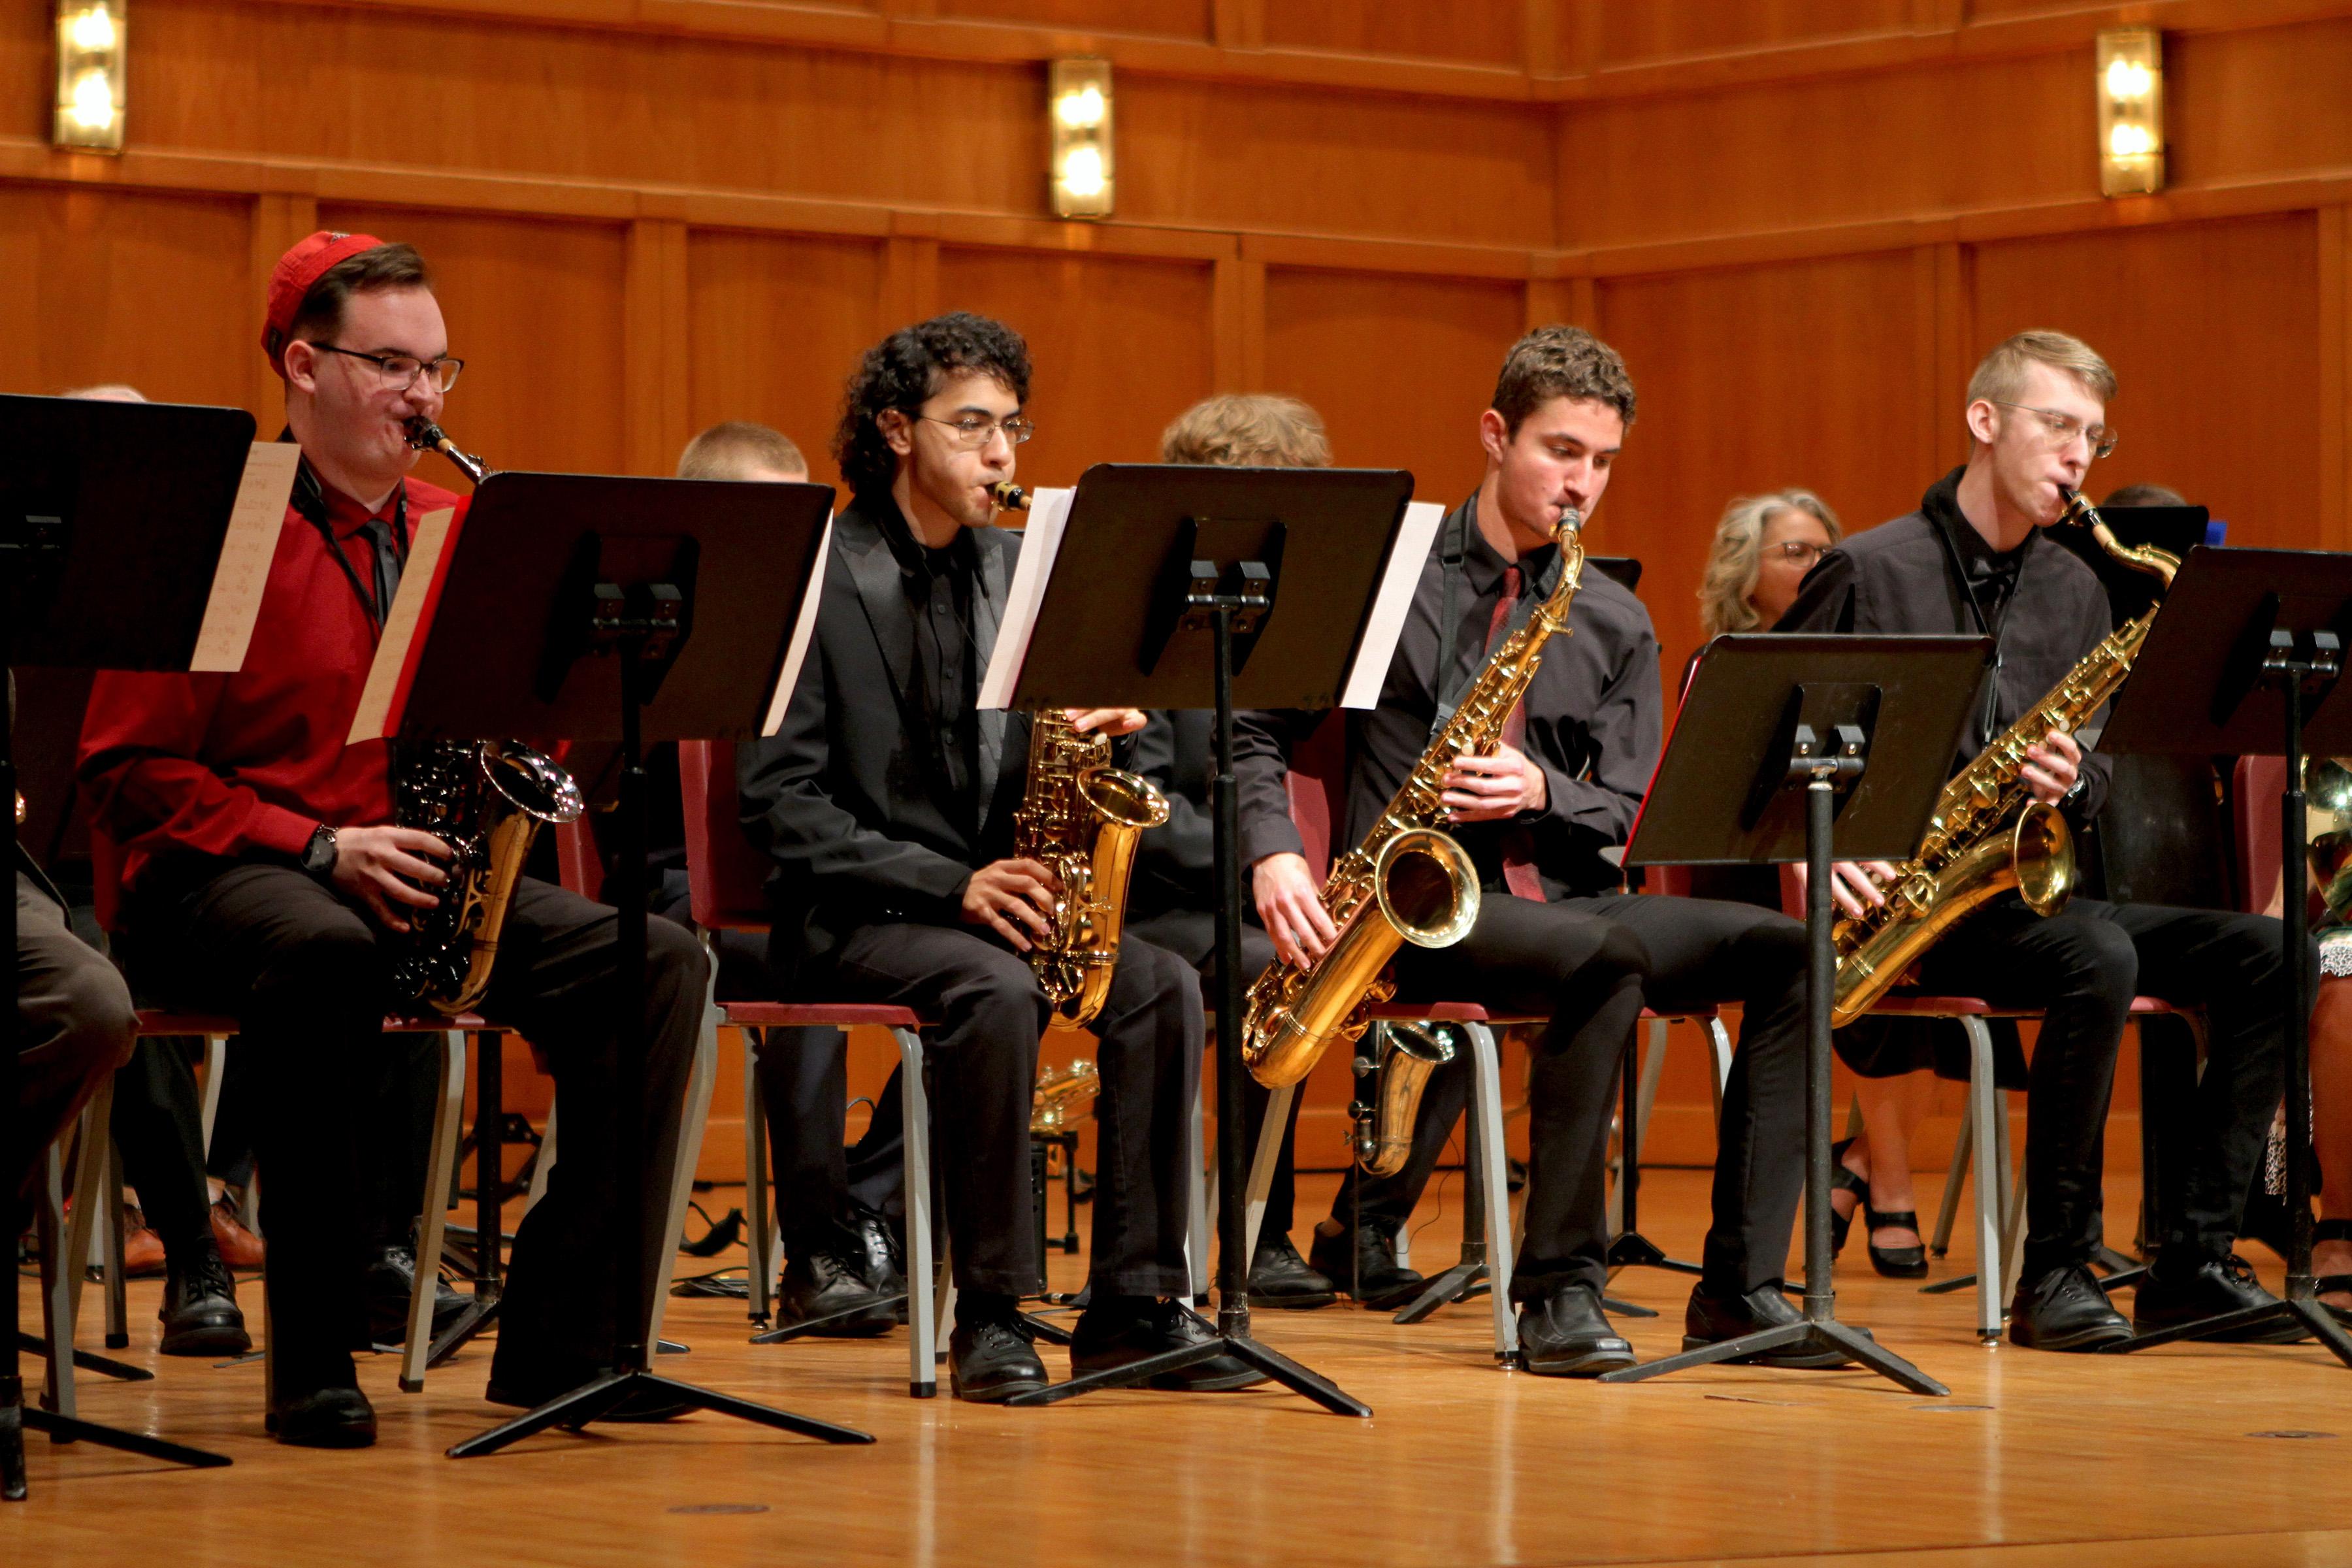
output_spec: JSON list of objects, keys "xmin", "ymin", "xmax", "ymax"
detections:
[
  {"xmin": 1922, "ymin": 465, "xmax": 2031, "ymax": 580},
  {"xmin": 1460, "ymin": 493, "xmax": 1561, "ymax": 597},
  {"xmin": 874, "ymin": 497, "xmax": 977, "ymax": 583}
]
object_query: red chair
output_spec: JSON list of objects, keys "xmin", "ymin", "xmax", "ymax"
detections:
[{"xmin": 678, "ymin": 740, "xmax": 947, "ymax": 1397}]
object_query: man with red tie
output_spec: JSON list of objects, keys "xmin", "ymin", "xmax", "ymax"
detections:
[
  {"xmin": 1235, "ymin": 326, "xmax": 1812, "ymax": 1375},
  {"xmin": 78, "ymin": 232, "xmax": 708, "ymax": 1446}
]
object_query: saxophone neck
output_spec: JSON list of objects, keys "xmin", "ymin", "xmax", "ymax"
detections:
[{"xmin": 2059, "ymin": 486, "xmax": 2178, "ymax": 590}]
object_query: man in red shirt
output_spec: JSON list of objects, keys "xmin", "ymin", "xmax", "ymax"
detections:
[{"xmin": 78, "ymin": 233, "xmax": 709, "ymax": 1448}]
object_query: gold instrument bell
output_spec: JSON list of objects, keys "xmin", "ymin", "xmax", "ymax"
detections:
[{"xmin": 2306, "ymin": 756, "xmax": 2352, "ymax": 921}]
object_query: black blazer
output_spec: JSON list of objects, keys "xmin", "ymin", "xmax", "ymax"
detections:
[
  {"xmin": 1130, "ymin": 710, "xmax": 1217, "ymax": 923},
  {"xmin": 736, "ymin": 498, "xmax": 1032, "ymax": 985}
]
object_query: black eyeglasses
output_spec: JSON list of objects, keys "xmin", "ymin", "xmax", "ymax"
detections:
[{"xmin": 314, "ymin": 344, "xmax": 465, "ymax": 393}]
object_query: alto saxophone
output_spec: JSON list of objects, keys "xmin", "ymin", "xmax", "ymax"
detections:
[
  {"xmin": 990, "ymin": 480, "xmax": 1175, "ymax": 1030},
  {"xmin": 1829, "ymin": 487, "xmax": 2179, "ymax": 1026},
  {"xmin": 389, "ymin": 419, "xmax": 587, "ymax": 1015},
  {"xmin": 1241, "ymin": 506, "xmax": 1587, "ymax": 1090}
]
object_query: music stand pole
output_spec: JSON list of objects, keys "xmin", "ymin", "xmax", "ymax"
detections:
[{"xmin": 1013, "ymin": 582, "xmax": 1367, "ymax": 1414}]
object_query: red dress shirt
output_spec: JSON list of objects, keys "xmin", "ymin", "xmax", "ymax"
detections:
[{"xmin": 77, "ymin": 466, "xmax": 459, "ymax": 923}]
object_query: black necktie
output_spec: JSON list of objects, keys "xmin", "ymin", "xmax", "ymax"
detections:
[{"xmin": 361, "ymin": 516, "xmax": 402, "ymax": 620}]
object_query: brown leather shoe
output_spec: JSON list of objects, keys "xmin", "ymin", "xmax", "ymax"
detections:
[
  {"xmin": 121, "ymin": 1205, "xmax": 167, "ymax": 1278},
  {"xmin": 209, "ymin": 1195, "xmax": 266, "ymax": 1270}
]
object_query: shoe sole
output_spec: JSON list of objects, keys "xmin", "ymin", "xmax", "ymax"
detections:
[
  {"xmin": 160, "ymin": 1326, "xmax": 252, "ymax": 1357},
  {"xmin": 1520, "ymin": 1347, "xmax": 1637, "ymax": 1377},
  {"xmin": 2132, "ymin": 1316, "xmax": 2313, "ymax": 1346},
  {"xmin": 2010, "ymin": 1323, "xmax": 2134, "ymax": 1352},
  {"xmin": 1068, "ymin": 1354, "xmax": 1269, "ymax": 1392},
  {"xmin": 951, "ymin": 1374, "xmax": 1050, "ymax": 1403}
]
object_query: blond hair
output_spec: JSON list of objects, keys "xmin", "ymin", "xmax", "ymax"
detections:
[
  {"xmin": 1697, "ymin": 489, "xmax": 1843, "ymax": 637},
  {"xmin": 677, "ymin": 421, "xmax": 806, "ymax": 480},
  {"xmin": 1966, "ymin": 330, "xmax": 2117, "ymax": 417},
  {"xmin": 1160, "ymin": 395, "xmax": 1331, "ymax": 468}
]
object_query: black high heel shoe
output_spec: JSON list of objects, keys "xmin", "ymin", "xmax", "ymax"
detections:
[
  {"xmin": 2315, "ymin": 1218, "xmax": 2352, "ymax": 1326},
  {"xmin": 1863, "ymin": 1202, "xmax": 1929, "ymax": 1279},
  {"xmin": 1827, "ymin": 1138, "xmax": 1865, "ymax": 1257}
]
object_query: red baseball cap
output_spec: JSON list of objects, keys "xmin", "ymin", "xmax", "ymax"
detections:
[{"xmin": 261, "ymin": 229, "xmax": 386, "ymax": 378}]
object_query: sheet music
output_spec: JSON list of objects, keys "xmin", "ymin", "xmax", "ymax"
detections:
[
  {"xmin": 977, "ymin": 486, "xmax": 1075, "ymax": 710},
  {"xmin": 188, "ymin": 441, "xmax": 301, "ymax": 672},
  {"xmin": 760, "ymin": 512, "xmax": 835, "ymax": 737},
  {"xmin": 347, "ymin": 504, "xmax": 457, "ymax": 743},
  {"xmin": 1338, "ymin": 498, "xmax": 1443, "ymax": 709}
]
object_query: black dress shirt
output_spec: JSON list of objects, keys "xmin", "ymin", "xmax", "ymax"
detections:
[
  {"xmin": 1775, "ymin": 466, "xmax": 2114, "ymax": 820},
  {"xmin": 1235, "ymin": 493, "xmax": 1661, "ymax": 902},
  {"xmin": 877, "ymin": 506, "xmax": 981, "ymax": 821}
]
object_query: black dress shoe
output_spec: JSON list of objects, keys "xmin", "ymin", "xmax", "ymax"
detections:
[
  {"xmin": 848, "ymin": 1207, "xmax": 909, "ymax": 1324},
  {"xmin": 1248, "ymin": 1233, "xmax": 1337, "ymax": 1310},
  {"xmin": 1826, "ymin": 1139, "xmax": 1864, "ymax": 1258},
  {"xmin": 1309, "ymin": 1224, "xmax": 1425, "ymax": 1310},
  {"xmin": 266, "ymin": 1386, "xmax": 377, "ymax": 1448},
  {"xmin": 483, "ymin": 1364, "xmax": 696, "ymax": 1422},
  {"xmin": 2134, "ymin": 1254, "xmax": 2311, "ymax": 1344},
  {"xmin": 2008, "ymin": 1262, "xmax": 2134, "ymax": 1351},
  {"xmin": 1517, "ymin": 1284, "xmax": 1635, "ymax": 1377},
  {"xmin": 1682, "ymin": 1282, "xmax": 1865, "ymax": 1369},
  {"xmin": 1070, "ymin": 1298, "xmax": 1266, "ymax": 1391},
  {"xmin": 1863, "ymin": 1205, "xmax": 1929, "ymax": 1279},
  {"xmin": 775, "ymin": 1249, "xmax": 899, "ymax": 1337},
  {"xmin": 158, "ymin": 1247, "xmax": 251, "ymax": 1357},
  {"xmin": 360, "ymin": 1242, "xmax": 470, "ymax": 1347},
  {"xmin": 949, "ymin": 1313, "xmax": 1049, "ymax": 1403}
]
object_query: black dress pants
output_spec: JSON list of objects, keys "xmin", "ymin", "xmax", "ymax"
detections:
[
  {"xmin": 1912, "ymin": 895, "xmax": 2293, "ymax": 1278},
  {"xmin": 753, "ymin": 1029, "xmax": 906, "ymax": 1260},
  {"xmin": 131, "ymin": 862, "xmax": 705, "ymax": 1394},
  {"xmin": 1391, "ymin": 890, "xmax": 1807, "ymax": 1301},
  {"xmin": 14, "ymin": 869, "xmax": 137, "ymax": 1215},
  {"xmin": 797, "ymin": 920, "xmax": 1199, "ymax": 1298}
]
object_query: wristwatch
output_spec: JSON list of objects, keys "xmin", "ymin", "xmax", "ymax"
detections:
[{"xmin": 301, "ymin": 823, "xmax": 340, "ymax": 881}]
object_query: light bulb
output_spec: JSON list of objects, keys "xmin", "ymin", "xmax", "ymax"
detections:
[
  {"xmin": 2104, "ymin": 57, "xmax": 2151, "ymax": 102},
  {"xmin": 68, "ymin": 66, "xmax": 114, "ymax": 130},
  {"xmin": 1059, "ymin": 145, "xmax": 1105, "ymax": 197},
  {"xmin": 67, "ymin": 3, "xmax": 116, "ymax": 52},
  {"xmin": 1054, "ymin": 84, "xmax": 1104, "ymax": 130},
  {"xmin": 2108, "ymin": 122, "xmax": 2153, "ymax": 158}
]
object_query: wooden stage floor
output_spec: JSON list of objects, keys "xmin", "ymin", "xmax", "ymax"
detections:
[{"xmin": 9, "ymin": 1168, "xmax": 2352, "ymax": 1566}]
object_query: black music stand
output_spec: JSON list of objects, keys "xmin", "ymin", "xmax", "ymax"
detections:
[
  {"xmin": 3, "ymin": 393, "xmax": 255, "ymax": 1499},
  {"xmin": 994, "ymin": 463, "xmax": 1418, "ymax": 1413},
  {"xmin": 1601, "ymin": 632, "xmax": 1993, "ymax": 1394},
  {"xmin": 374, "ymin": 471, "xmax": 875, "ymax": 1457},
  {"xmin": 2099, "ymin": 547, "xmax": 2352, "ymax": 1367}
]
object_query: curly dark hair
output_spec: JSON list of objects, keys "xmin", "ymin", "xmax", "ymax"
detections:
[
  {"xmin": 1491, "ymin": 323, "xmax": 1636, "ymax": 434},
  {"xmin": 834, "ymin": 313, "xmax": 1033, "ymax": 498}
]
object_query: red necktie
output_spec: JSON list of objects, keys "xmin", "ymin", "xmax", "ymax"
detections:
[{"xmin": 1483, "ymin": 566, "xmax": 1545, "ymax": 902}]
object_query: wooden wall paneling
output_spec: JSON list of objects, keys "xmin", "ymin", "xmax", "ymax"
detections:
[
  {"xmin": 1260, "ymin": 2, "xmax": 1525, "ymax": 69},
  {"xmin": 1262, "ymin": 267, "xmax": 1526, "ymax": 506},
  {"xmin": 684, "ymin": 228, "xmax": 893, "ymax": 491},
  {"xmin": 248, "ymin": 191, "xmax": 321, "ymax": 420},
  {"xmin": 1592, "ymin": 0, "xmax": 1919, "ymax": 68},
  {"xmin": 0, "ymin": 3, "xmax": 45, "ymax": 143},
  {"xmin": 933, "ymin": 246, "xmax": 1218, "ymax": 487},
  {"xmin": 1212, "ymin": 253, "xmax": 1266, "ymax": 390},
  {"xmin": 0, "ymin": 186, "xmax": 255, "ymax": 408},
  {"xmin": 1209, "ymin": 0, "xmax": 1262, "ymax": 51},
  {"xmin": 316, "ymin": 206, "xmax": 629, "ymax": 476},
  {"xmin": 2163, "ymin": 20, "xmax": 2352, "ymax": 191},
  {"xmin": 1912, "ymin": 241, "xmax": 1971, "ymax": 482},
  {"xmin": 2323, "ymin": 206, "xmax": 2349, "ymax": 552},
  {"xmin": 624, "ymin": 218, "xmax": 690, "ymax": 476},
  {"xmin": 1967, "ymin": 214, "xmax": 2322, "ymax": 549},
  {"xmin": 883, "ymin": 234, "xmax": 941, "ymax": 330},
  {"xmin": 934, "ymin": 0, "xmax": 1213, "ymax": 40},
  {"xmin": 1592, "ymin": 250, "xmax": 1927, "ymax": 678}
]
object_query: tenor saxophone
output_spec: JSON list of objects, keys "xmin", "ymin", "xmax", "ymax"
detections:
[
  {"xmin": 1014, "ymin": 710, "xmax": 1171, "ymax": 1031},
  {"xmin": 1829, "ymin": 488, "xmax": 2179, "ymax": 1026},
  {"xmin": 389, "ymin": 419, "xmax": 587, "ymax": 1015},
  {"xmin": 1241, "ymin": 506, "xmax": 1586, "ymax": 1090}
]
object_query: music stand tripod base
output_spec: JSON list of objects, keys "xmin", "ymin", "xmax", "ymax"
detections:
[{"xmin": 1005, "ymin": 1307, "xmax": 1369, "ymax": 1414}]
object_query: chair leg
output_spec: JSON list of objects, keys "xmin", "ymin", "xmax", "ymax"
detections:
[
  {"xmin": 101, "ymin": 1132, "xmax": 128, "ymax": 1349},
  {"xmin": 400, "ymin": 1030, "xmax": 468, "ymax": 1392},
  {"xmin": 742, "ymin": 1019, "xmax": 774, "ymax": 1325},
  {"xmin": 62, "ymin": 1078, "xmax": 114, "ymax": 1350},
  {"xmin": 1963, "ymin": 1018, "xmax": 2004, "ymax": 1343},
  {"xmin": 197, "ymin": 1036, "xmax": 228, "ymax": 1156},
  {"xmin": 38, "ymin": 1143, "xmax": 77, "ymax": 1420},
  {"xmin": 1464, "ymin": 1024, "xmax": 1518, "ymax": 1362},
  {"xmin": 1186, "ymin": 1065, "xmax": 1211, "ymax": 1300},
  {"xmin": 1705, "ymin": 1017, "xmax": 1733, "ymax": 1122},
  {"xmin": 645, "ymin": 996, "xmax": 721, "ymax": 1352},
  {"xmin": 1931, "ymin": 1095, "xmax": 1972, "ymax": 1258},
  {"xmin": 1241, "ymin": 1081, "xmax": 1296, "ymax": 1275},
  {"xmin": 895, "ymin": 1028, "xmax": 939, "ymax": 1398},
  {"xmin": 525, "ymin": 1103, "xmax": 555, "ymax": 1213}
]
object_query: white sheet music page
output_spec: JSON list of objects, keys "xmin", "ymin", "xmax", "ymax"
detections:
[
  {"xmin": 346, "ymin": 505, "xmax": 457, "ymax": 744},
  {"xmin": 977, "ymin": 486, "xmax": 1075, "ymax": 710},
  {"xmin": 189, "ymin": 441, "xmax": 301, "ymax": 672},
  {"xmin": 1339, "ymin": 498, "xmax": 1444, "ymax": 709},
  {"xmin": 760, "ymin": 512, "xmax": 836, "ymax": 737}
]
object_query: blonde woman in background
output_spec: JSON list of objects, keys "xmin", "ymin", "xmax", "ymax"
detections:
[{"xmin": 1695, "ymin": 489, "xmax": 1842, "ymax": 642}]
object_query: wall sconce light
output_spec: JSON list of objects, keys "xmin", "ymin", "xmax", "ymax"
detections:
[
  {"xmin": 2096, "ymin": 27, "xmax": 2163, "ymax": 197},
  {"xmin": 54, "ymin": 0, "xmax": 126, "ymax": 153},
  {"xmin": 1049, "ymin": 57, "xmax": 1113, "ymax": 220}
]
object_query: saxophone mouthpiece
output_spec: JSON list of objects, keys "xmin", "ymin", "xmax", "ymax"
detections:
[
  {"xmin": 990, "ymin": 481, "xmax": 1030, "ymax": 512},
  {"xmin": 403, "ymin": 416, "xmax": 448, "ymax": 453},
  {"xmin": 403, "ymin": 417, "xmax": 489, "ymax": 485},
  {"xmin": 1556, "ymin": 504, "xmax": 1584, "ymax": 538}
]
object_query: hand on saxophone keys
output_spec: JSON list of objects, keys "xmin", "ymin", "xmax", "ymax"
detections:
[
  {"xmin": 1062, "ymin": 706, "xmax": 1147, "ymax": 738},
  {"xmin": 1254, "ymin": 851, "xmax": 1338, "ymax": 968},
  {"xmin": 2019, "ymin": 727, "xmax": 2082, "ymax": 805},
  {"xmin": 962, "ymin": 857, "xmax": 1063, "ymax": 951},
  {"xmin": 1793, "ymin": 858, "xmax": 1903, "ymax": 921},
  {"xmin": 334, "ymin": 825, "xmax": 455, "ymax": 932},
  {"xmin": 1440, "ymin": 743, "xmax": 1548, "ymax": 821}
]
